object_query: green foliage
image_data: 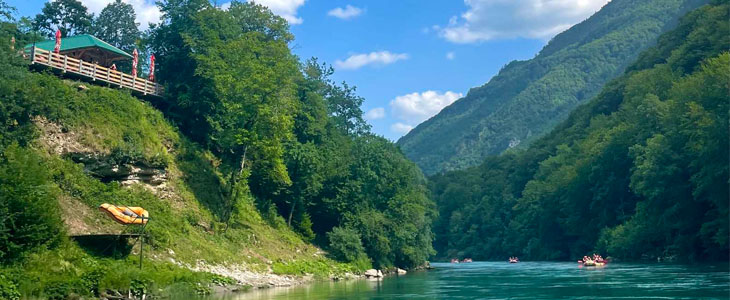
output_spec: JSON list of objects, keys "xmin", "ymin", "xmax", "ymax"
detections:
[
  {"xmin": 0, "ymin": 1, "xmax": 14, "ymax": 23},
  {"xmin": 91, "ymin": 0, "xmax": 140, "ymax": 74},
  {"xmin": 0, "ymin": 274, "xmax": 19, "ymax": 300},
  {"xmin": 151, "ymin": 1, "xmax": 300, "ymax": 230},
  {"xmin": 33, "ymin": 0, "xmax": 92, "ymax": 38},
  {"xmin": 0, "ymin": 8, "xmax": 393, "ymax": 299},
  {"xmin": 431, "ymin": 1, "xmax": 729, "ymax": 262},
  {"xmin": 398, "ymin": 0, "xmax": 709, "ymax": 175},
  {"xmin": 0, "ymin": 242, "xmax": 233, "ymax": 299},
  {"xmin": 92, "ymin": 0, "xmax": 140, "ymax": 53},
  {"xmin": 272, "ymin": 258, "xmax": 364, "ymax": 277},
  {"xmin": 149, "ymin": 2, "xmax": 435, "ymax": 269},
  {"xmin": 327, "ymin": 226, "xmax": 367, "ymax": 263},
  {"xmin": 0, "ymin": 4, "xmax": 435, "ymax": 300},
  {"xmin": 0, "ymin": 145, "xmax": 64, "ymax": 263}
]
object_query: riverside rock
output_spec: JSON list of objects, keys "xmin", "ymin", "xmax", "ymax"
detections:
[
  {"xmin": 364, "ymin": 269, "xmax": 377, "ymax": 277},
  {"xmin": 364, "ymin": 269, "xmax": 384, "ymax": 278}
]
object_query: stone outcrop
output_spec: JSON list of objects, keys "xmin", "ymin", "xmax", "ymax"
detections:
[
  {"xmin": 35, "ymin": 116, "xmax": 170, "ymax": 188},
  {"xmin": 35, "ymin": 116, "xmax": 91, "ymax": 155},
  {"xmin": 68, "ymin": 152, "xmax": 167, "ymax": 186},
  {"xmin": 364, "ymin": 269, "xmax": 382, "ymax": 278}
]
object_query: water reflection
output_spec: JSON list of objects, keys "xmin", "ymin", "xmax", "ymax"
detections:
[{"xmin": 211, "ymin": 262, "xmax": 730, "ymax": 300}]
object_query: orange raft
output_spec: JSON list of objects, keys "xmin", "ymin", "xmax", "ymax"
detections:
[{"xmin": 99, "ymin": 203, "xmax": 149, "ymax": 225}]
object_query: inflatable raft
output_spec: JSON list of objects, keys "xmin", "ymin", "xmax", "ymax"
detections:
[
  {"xmin": 579, "ymin": 260, "xmax": 606, "ymax": 267},
  {"xmin": 99, "ymin": 203, "xmax": 149, "ymax": 225}
]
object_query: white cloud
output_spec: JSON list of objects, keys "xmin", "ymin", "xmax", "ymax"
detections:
[
  {"xmin": 438, "ymin": 0, "xmax": 610, "ymax": 43},
  {"xmin": 250, "ymin": 0, "xmax": 305, "ymax": 25},
  {"xmin": 391, "ymin": 123, "xmax": 414, "ymax": 135},
  {"xmin": 390, "ymin": 90, "xmax": 462, "ymax": 126},
  {"xmin": 334, "ymin": 51, "xmax": 409, "ymax": 70},
  {"xmin": 328, "ymin": 5, "xmax": 363, "ymax": 20},
  {"xmin": 365, "ymin": 107, "xmax": 385, "ymax": 120},
  {"xmin": 77, "ymin": 0, "xmax": 161, "ymax": 30},
  {"xmin": 220, "ymin": 2, "xmax": 231, "ymax": 10},
  {"xmin": 446, "ymin": 51, "xmax": 455, "ymax": 60}
]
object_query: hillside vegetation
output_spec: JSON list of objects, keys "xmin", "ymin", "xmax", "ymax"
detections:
[
  {"xmin": 0, "ymin": 1, "xmax": 434, "ymax": 298},
  {"xmin": 397, "ymin": 0, "xmax": 707, "ymax": 175},
  {"xmin": 430, "ymin": 0, "xmax": 729, "ymax": 261}
]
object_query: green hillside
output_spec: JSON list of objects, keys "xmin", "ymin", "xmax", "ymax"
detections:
[
  {"xmin": 397, "ymin": 0, "xmax": 707, "ymax": 175},
  {"xmin": 429, "ymin": 0, "xmax": 728, "ymax": 261},
  {"xmin": 0, "ymin": 1, "xmax": 434, "ymax": 298}
]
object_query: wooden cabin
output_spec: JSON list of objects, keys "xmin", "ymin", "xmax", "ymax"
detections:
[{"xmin": 24, "ymin": 34, "xmax": 163, "ymax": 97}]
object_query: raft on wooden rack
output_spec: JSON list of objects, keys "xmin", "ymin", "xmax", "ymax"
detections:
[{"xmin": 99, "ymin": 203, "xmax": 149, "ymax": 225}]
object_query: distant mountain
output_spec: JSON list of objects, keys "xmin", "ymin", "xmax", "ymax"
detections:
[
  {"xmin": 429, "ymin": 0, "xmax": 729, "ymax": 260},
  {"xmin": 397, "ymin": 0, "xmax": 707, "ymax": 175}
]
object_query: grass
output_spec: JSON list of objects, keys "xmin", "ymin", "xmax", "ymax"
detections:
[{"xmin": 272, "ymin": 258, "xmax": 368, "ymax": 278}]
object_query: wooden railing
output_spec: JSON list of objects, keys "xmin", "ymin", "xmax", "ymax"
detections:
[{"xmin": 26, "ymin": 46, "xmax": 163, "ymax": 97}]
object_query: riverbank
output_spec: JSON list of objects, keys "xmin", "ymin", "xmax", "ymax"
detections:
[
  {"xmin": 178, "ymin": 261, "xmax": 418, "ymax": 297},
  {"xmin": 181, "ymin": 261, "xmax": 356, "ymax": 290},
  {"xmin": 204, "ymin": 261, "xmax": 730, "ymax": 300}
]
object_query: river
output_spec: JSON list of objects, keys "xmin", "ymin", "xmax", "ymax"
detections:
[{"xmin": 212, "ymin": 262, "xmax": 729, "ymax": 299}]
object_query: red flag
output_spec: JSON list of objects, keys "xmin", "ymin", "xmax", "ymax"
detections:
[
  {"xmin": 148, "ymin": 54, "xmax": 155, "ymax": 82},
  {"xmin": 54, "ymin": 29, "xmax": 61, "ymax": 53},
  {"xmin": 132, "ymin": 49, "xmax": 138, "ymax": 77}
]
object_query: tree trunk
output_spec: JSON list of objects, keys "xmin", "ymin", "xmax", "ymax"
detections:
[
  {"xmin": 224, "ymin": 146, "xmax": 247, "ymax": 233},
  {"xmin": 288, "ymin": 200, "xmax": 296, "ymax": 226}
]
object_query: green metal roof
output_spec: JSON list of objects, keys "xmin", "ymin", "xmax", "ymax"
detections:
[{"xmin": 24, "ymin": 34, "xmax": 132, "ymax": 60}]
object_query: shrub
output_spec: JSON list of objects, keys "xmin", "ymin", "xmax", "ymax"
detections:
[
  {"xmin": 0, "ymin": 274, "xmax": 20, "ymax": 300},
  {"xmin": 0, "ymin": 145, "xmax": 64, "ymax": 263},
  {"xmin": 326, "ymin": 226, "xmax": 367, "ymax": 263}
]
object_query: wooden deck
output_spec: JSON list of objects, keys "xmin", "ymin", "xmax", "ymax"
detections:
[{"xmin": 27, "ymin": 46, "xmax": 163, "ymax": 97}]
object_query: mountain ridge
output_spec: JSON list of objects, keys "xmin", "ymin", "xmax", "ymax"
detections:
[{"xmin": 398, "ymin": 0, "xmax": 707, "ymax": 175}]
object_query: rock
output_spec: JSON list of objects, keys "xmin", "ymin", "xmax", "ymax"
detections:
[
  {"xmin": 364, "ymin": 269, "xmax": 381, "ymax": 278},
  {"xmin": 77, "ymin": 84, "xmax": 88, "ymax": 91},
  {"xmin": 397, "ymin": 268, "xmax": 407, "ymax": 275},
  {"xmin": 68, "ymin": 152, "xmax": 167, "ymax": 186},
  {"xmin": 364, "ymin": 269, "xmax": 377, "ymax": 277},
  {"xmin": 34, "ymin": 116, "xmax": 90, "ymax": 155}
]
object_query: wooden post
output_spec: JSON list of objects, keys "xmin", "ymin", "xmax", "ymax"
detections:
[
  {"xmin": 47, "ymin": 50, "xmax": 52, "ymax": 66},
  {"xmin": 143, "ymin": 79, "xmax": 148, "ymax": 95},
  {"xmin": 92, "ymin": 64, "xmax": 97, "ymax": 81},
  {"xmin": 139, "ymin": 233, "xmax": 144, "ymax": 269},
  {"xmin": 63, "ymin": 55, "xmax": 68, "ymax": 73},
  {"xmin": 30, "ymin": 46, "xmax": 35, "ymax": 64}
]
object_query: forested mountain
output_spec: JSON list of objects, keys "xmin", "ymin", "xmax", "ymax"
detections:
[
  {"xmin": 398, "ymin": 0, "xmax": 707, "ymax": 175},
  {"xmin": 430, "ymin": 0, "xmax": 728, "ymax": 261}
]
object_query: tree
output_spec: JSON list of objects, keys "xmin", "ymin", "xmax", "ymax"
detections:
[
  {"xmin": 0, "ymin": 0, "xmax": 13, "ymax": 23},
  {"xmin": 429, "ymin": 1, "xmax": 729, "ymax": 262},
  {"xmin": 151, "ymin": 1, "xmax": 299, "ymax": 229},
  {"xmin": 148, "ymin": 0, "xmax": 437, "ymax": 269},
  {"xmin": 0, "ymin": 145, "xmax": 64, "ymax": 263},
  {"xmin": 33, "ymin": 0, "xmax": 92, "ymax": 38},
  {"xmin": 92, "ymin": 0, "xmax": 140, "ymax": 52}
]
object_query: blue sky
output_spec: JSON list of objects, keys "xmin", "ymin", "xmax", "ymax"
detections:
[{"xmin": 7, "ymin": 0, "xmax": 609, "ymax": 141}]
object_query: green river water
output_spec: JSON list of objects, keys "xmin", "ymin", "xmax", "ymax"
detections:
[{"xmin": 213, "ymin": 262, "xmax": 729, "ymax": 299}]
